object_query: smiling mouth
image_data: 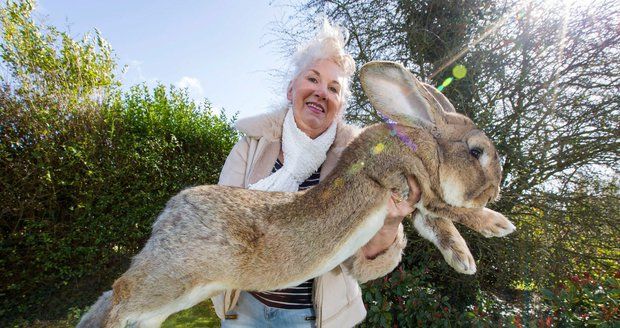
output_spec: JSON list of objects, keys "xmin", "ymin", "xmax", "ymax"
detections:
[{"xmin": 306, "ymin": 102, "xmax": 325, "ymax": 113}]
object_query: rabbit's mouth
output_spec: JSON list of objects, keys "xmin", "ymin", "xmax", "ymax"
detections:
[
  {"xmin": 306, "ymin": 102, "xmax": 325, "ymax": 113},
  {"xmin": 470, "ymin": 184, "xmax": 500, "ymax": 206}
]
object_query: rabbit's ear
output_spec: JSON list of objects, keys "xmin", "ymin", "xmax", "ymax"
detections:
[
  {"xmin": 422, "ymin": 83, "xmax": 456, "ymax": 113},
  {"xmin": 360, "ymin": 61, "xmax": 447, "ymax": 128}
]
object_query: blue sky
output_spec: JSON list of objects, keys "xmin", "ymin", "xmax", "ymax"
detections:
[{"xmin": 36, "ymin": 1, "xmax": 299, "ymax": 119}]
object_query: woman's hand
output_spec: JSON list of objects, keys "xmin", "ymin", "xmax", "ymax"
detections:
[{"xmin": 362, "ymin": 175, "xmax": 421, "ymax": 259}]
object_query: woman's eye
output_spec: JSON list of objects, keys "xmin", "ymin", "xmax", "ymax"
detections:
[
  {"xmin": 470, "ymin": 147, "xmax": 483, "ymax": 159},
  {"xmin": 308, "ymin": 77, "xmax": 318, "ymax": 83},
  {"xmin": 329, "ymin": 86, "xmax": 339, "ymax": 93}
]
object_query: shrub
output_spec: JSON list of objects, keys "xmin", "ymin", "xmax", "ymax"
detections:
[
  {"xmin": 361, "ymin": 224, "xmax": 481, "ymax": 327},
  {"xmin": 0, "ymin": 83, "xmax": 238, "ymax": 324},
  {"xmin": 539, "ymin": 271, "xmax": 620, "ymax": 327},
  {"xmin": 361, "ymin": 224, "xmax": 619, "ymax": 327}
]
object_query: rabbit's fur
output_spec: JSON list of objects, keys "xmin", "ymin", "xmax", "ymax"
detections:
[{"xmin": 78, "ymin": 61, "xmax": 515, "ymax": 328}]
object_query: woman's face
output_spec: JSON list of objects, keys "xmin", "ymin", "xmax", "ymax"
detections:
[{"xmin": 287, "ymin": 59, "xmax": 346, "ymax": 139}]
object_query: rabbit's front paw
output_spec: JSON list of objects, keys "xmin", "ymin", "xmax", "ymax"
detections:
[
  {"xmin": 439, "ymin": 236, "xmax": 476, "ymax": 274},
  {"xmin": 478, "ymin": 208, "xmax": 516, "ymax": 238}
]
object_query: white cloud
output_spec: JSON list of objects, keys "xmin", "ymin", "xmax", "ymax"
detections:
[{"xmin": 176, "ymin": 76, "xmax": 204, "ymax": 97}]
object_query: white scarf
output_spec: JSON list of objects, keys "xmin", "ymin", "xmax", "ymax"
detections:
[{"xmin": 249, "ymin": 108, "xmax": 337, "ymax": 192}]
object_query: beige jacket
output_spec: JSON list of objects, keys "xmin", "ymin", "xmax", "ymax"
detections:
[{"xmin": 211, "ymin": 108, "xmax": 407, "ymax": 328}]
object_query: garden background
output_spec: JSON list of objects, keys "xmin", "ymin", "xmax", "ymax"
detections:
[{"xmin": 1, "ymin": 0, "xmax": 618, "ymax": 327}]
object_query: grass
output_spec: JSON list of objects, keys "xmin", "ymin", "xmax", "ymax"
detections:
[
  {"xmin": 162, "ymin": 301, "xmax": 220, "ymax": 328},
  {"xmin": 12, "ymin": 301, "xmax": 220, "ymax": 327}
]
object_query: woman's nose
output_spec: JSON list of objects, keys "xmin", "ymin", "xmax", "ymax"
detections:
[{"xmin": 314, "ymin": 83, "xmax": 327, "ymax": 100}]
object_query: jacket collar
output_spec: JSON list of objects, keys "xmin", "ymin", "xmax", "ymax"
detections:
[{"xmin": 235, "ymin": 106, "xmax": 359, "ymax": 148}]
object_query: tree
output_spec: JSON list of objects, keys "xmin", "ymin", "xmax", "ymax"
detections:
[
  {"xmin": 0, "ymin": 0, "xmax": 117, "ymax": 103},
  {"xmin": 277, "ymin": 0, "xmax": 619, "ymax": 324}
]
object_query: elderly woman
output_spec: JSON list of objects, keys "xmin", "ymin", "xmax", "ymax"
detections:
[{"xmin": 212, "ymin": 21, "xmax": 420, "ymax": 328}]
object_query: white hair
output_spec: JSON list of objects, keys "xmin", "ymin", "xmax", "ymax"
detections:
[{"xmin": 289, "ymin": 18, "xmax": 355, "ymax": 112}]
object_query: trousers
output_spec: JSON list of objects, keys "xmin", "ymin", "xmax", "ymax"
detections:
[{"xmin": 221, "ymin": 291, "xmax": 316, "ymax": 328}]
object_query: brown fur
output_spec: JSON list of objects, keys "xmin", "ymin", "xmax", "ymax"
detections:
[{"xmin": 77, "ymin": 61, "xmax": 514, "ymax": 327}]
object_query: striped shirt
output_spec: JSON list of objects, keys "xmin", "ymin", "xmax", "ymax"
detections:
[{"xmin": 250, "ymin": 158, "xmax": 321, "ymax": 309}]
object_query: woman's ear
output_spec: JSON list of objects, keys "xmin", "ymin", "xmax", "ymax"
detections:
[{"xmin": 286, "ymin": 81, "xmax": 293, "ymax": 102}]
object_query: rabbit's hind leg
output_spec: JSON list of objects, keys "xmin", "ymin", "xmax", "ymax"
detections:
[{"xmin": 107, "ymin": 280, "xmax": 226, "ymax": 328}]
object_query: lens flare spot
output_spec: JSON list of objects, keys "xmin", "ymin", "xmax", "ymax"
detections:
[
  {"xmin": 373, "ymin": 143, "xmax": 385, "ymax": 155},
  {"xmin": 453, "ymin": 65, "xmax": 467, "ymax": 79},
  {"xmin": 348, "ymin": 162, "xmax": 365, "ymax": 174},
  {"xmin": 320, "ymin": 189, "xmax": 332, "ymax": 201},
  {"xmin": 442, "ymin": 77, "xmax": 454, "ymax": 87}
]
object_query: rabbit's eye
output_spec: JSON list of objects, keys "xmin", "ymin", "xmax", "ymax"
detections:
[{"xmin": 470, "ymin": 147, "xmax": 483, "ymax": 159}]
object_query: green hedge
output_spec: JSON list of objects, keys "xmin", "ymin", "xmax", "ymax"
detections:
[{"xmin": 0, "ymin": 84, "xmax": 238, "ymax": 324}]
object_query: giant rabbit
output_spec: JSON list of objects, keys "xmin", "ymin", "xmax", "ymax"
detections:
[{"xmin": 78, "ymin": 61, "xmax": 515, "ymax": 327}]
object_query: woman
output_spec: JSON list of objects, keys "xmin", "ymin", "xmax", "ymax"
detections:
[{"xmin": 212, "ymin": 20, "xmax": 420, "ymax": 328}]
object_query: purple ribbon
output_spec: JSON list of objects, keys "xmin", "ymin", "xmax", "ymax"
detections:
[{"xmin": 377, "ymin": 113, "xmax": 418, "ymax": 152}]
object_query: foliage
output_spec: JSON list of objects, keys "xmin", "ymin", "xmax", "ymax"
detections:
[
  {"xmin": 0, "ymin": 0, "xmax": 117, "ymax": 103},
  {"xmin": 360, "ymin": 223, "xmax": 510, "ymax": 327},
  {"xmin": 361, "ymin": 264, "xmax": 468, "ymax": 327},
  {"xmin": 539, "ymin": 271, "xmax": 620, "ymax": 327},
  {"xmin": 0, "ymin": 0, "xmax": 239, "ymax": 324},
  {"xmin": 0, "ymin": 83, "xmax": 237, "ymax": 324},
  {"xmin": 362, "ymin": 261, "xmax": 620, "ymax": 327}
]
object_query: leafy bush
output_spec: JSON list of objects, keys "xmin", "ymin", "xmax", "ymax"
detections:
[
  {"xmin": 362, "ymin": 265, "xmax": 457, "ymax": 327},
  {"xmin": 361, "ymin": 224, "xmax": 485, "ymax": 327},
  {"xmin": 362, "ymin": 253, "xmax": 619, "ymax": 327},
  {"xmin": 0, "ymin": 84, "xmax": 238, "ymax": 324},
  {"xmin": 359, "ymin": 222, "xmax": 619, "ymax": 327},
  {"xmin": 540, "ymin": 271, "xmax": 620, "ymax": 327}
]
